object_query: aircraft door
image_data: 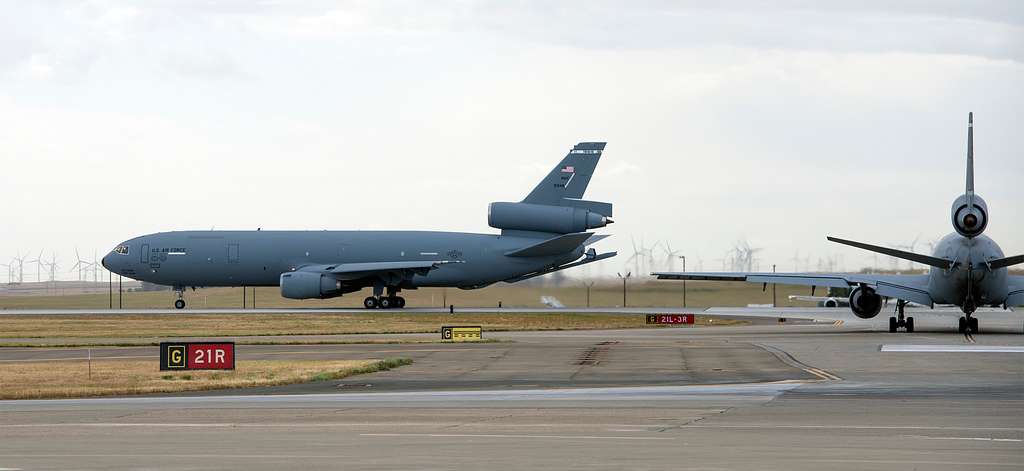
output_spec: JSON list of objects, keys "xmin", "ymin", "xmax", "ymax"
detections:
[
  {"xmin": 140, "ymin": 244, "xmax": 149, "ymax": 264},
  {"xmin": 228, "ymin": 244, "xmax": 239, "ymax": 263}
]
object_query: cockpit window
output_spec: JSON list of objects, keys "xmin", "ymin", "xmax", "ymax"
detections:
[{"xmin": 114, "ymin": 245, "xmax": 130, "ymax": 255}]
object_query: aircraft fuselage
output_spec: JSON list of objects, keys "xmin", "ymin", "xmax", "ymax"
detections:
[
  {"xmin": 102, "ymin": 230, "xmax": 583, "ymax": 290},
  {"xmin": 927, "ymin": 232, "xmax": 1009, "ymax": 311}
]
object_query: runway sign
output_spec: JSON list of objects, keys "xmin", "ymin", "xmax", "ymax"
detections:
[
  {"xmin": 646, "ymin": 314, "xmax": 695, "ymax": 325},
  {"xmin": 159, "ymin": 342, "xmax": 235, "ymax": 370},
  {"xmin": 441, "ymin": 326, "xmax": 483, "ymax": 342}
]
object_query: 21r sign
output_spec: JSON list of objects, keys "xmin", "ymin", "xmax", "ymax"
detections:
[{"xmin": 160, "ymin": 342, "xmax": 235, "ymax": 371}]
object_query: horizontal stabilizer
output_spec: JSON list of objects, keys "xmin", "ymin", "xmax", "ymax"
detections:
[
  {"xmin": 503, "ymin": 251, "xmax": 616, "ymax": 283},
  {"xmin": 988, "ymin": 254, "xmax": 1024, "ymax": 270},
  {"xmin": 505, "ymin": 232, "xmax": 593, "ymax": 257},
  {"xmin": 827, "ymin": 236, "xmax": 954, "ymax": 270},
  {"xmin": 584, "ymin": 234, "xmax": 611, "ymax": 246}
]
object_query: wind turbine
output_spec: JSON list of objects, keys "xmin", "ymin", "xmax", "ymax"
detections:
[
  {"xmin": 626, "ymin": 237, "xmax": 644, "ymax": 276},
  {"xmin": 45, "ymin": 252, "xmax": 59, "ymax": 282},
  {"xmin": 91, "ymin": 250, "xmax": 101, "ymax": 282},
  {"xmin": 12, "ymin": 252, "xmax": 27, "ymax": 283},
  {"xmin": 643, "ymin": 240, "xmax": 660, "ymax": 274},
  {"xmin": 660, "ymin": 243, "xmax": 682, "ymax": 271},
  {"xmin": 28, "ymin": 250, "xmax": 44, "ymax": 282},
  {"xmin": 71, "ymin": 248, "xmax": 92, "ymax": 282}
]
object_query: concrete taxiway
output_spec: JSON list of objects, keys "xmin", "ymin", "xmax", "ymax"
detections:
[{"xmin": 0, "ymin": 325, "xmax": 1021, "ymax": 470}]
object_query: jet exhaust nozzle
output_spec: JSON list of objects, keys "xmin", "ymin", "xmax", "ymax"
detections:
[{"xmin": 951, "ymin": 193, "xmax": 988, "ymax": 238}]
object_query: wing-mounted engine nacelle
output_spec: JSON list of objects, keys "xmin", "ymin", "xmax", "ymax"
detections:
[
  {"xmin": 951, "ymin": 193, "xmax": 988, "ymax": 238},
  {"xmin": 823, "ymin": 298, "xmax": 840, "ymax": 308},
  {"xmin": 488, "ymin": 202, "xmax": 611, "ymax": 234},
  {"xmin": 280, "ymin": 272, "xmax": 344, "ymax": 299},
  {"xmin": 849, "ymin": 286, "xmax": 883, "ymax": 319}
]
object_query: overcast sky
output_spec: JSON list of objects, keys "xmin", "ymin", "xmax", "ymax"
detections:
[{"xmin": 1, "ymin": 1, "xmax": 1021, "ymax": 280}]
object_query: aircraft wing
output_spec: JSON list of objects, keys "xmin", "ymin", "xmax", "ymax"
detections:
[
  {"xmin": 703, "ymin": 306, "xmax": 1009, "ymax": 324},
  {"xmin": 654, "ymin": 271, "xmax": 934, "ymax": 307},
  {"xmin": 297, "ymin": 260, "xmax": 461, "ymax": 281},
  {"xmin": 787, "ymin": 295, "xmax": 848, "ymax": 305},
  {"xmin": 1008, "ymin": 276, "xmax": 1024, "ymax": 307}
]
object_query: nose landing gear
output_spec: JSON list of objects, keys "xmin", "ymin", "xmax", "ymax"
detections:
[
  {"xmin": 958, "ymin": 316, "xmax": 979, "ymax": 334},
  {"xmin": 888, "ymin": 300, "xmax": 914, "ymax": 333},
  {"xmin": 173, "ymin": 286, "xmax": 186, "ymax": 309}
]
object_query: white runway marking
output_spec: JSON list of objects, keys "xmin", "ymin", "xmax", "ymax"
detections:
[
  {"xmin": 0, "ymin": 383, "xmax": 801, "ymax": 408},
  {"xmin": 3, "ymin": 423, "xmax": 1018, "ymax": 432},
  {"xmin": 360, "ymin": 433, "xmax": 672, "ymax": 441},
  {"xmin": 0, "ymin": 355, "xmax": 151, "ymax": 363},
  {"xmin": 903, "ymin": 435, "xmax": 1022, "ymax": 442},
  {"xmin": 880, "ymin": 344, "xmax": 1024, "ymax": 353}
]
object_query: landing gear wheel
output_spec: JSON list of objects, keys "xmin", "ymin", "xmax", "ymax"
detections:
[
  {"xmin": 174, "ymin": 299, "xmax": 185, "ymax": 310},
  {"xmin": 958, "ymin": 317, "xmax": 967, "ymax": 334},
  {"xmin": 888, "ymin": 317, "xmax": 897, "ymax": 333},
  {"xmin": 395, "ymin": 296, "xmax": 406, "ymax": 308},
  {"xmin": 969, "ymin": 317, "xmax": 979, "ymax": 334},
  {"xmin": 363, "ymin": 296, "xmax": 378, "ymax": 309},
  {"xmin": 379, "ymin": 297, "xmax": 392, "ymax": 309},
  {"xmin": 905, "ymin": 317, "xmax": 914, "ymax": 333}
]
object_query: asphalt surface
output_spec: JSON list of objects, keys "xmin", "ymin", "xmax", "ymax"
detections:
[{"xmin": 0, "ymin": 325, "xmax": 1022, "ymax": 470}]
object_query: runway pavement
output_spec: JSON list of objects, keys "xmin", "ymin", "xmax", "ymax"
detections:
[{"xmin": 0, "ymin": 325, "xmax": 1021, "ymax": 470}]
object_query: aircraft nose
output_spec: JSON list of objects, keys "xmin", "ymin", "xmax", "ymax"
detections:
[{"xmin": 101, "ymin": 255, "xmax": 110, "ymax": 270}]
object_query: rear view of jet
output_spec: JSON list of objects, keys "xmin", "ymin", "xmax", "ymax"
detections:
[
  {"xmin": 656, "ymin": 114, "xmax": 1024, "ymax": 333},
  {"xmin": 103, "ymin": 142, "xmax": 616, "ymax": 309}
]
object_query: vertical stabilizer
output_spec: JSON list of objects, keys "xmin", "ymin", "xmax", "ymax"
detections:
[
  {"xmin": 966, "ymin": 112, "xmax": 974, "ymax": 196},
  {"xmin": 523, "ymin": 142, "xmax": 605, "ymax": 204}
]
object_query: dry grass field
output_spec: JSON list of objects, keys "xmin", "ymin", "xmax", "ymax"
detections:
[
  {"xmin": 0, "ymin": 358, "xmax": 411, "ymax": 400},
  {"xmin": 0, "ymin": 312, "xmax": 740, "ymax": 340},
  {"xmin": 0, "ymin": 280, "xmax": 822, "ymax": 310}
]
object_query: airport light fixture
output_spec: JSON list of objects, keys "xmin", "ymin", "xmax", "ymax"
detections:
[
  {"xmin": 616, "ymin": 272, "xmax": 631, "ymax": 307},
  {"xmin": 582, "ymin": 281, "xmax": 596, "ymax": 307},
  {"xmin": 679, "ymin": 255, "xmax": 687, "ymax": 308}
]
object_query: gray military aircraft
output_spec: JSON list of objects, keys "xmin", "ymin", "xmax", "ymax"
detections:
[
  {"xmin": 656, "ymin": 114, "xmax": 1023, "ymax": 333},
  {"xmin": 102, "ymin": 142, "xmax": 616, "ymax": 309}
]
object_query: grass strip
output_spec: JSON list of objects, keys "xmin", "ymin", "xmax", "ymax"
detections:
[{"xmin": 0, "ymin": 358, "xmax": 412, "ymax": 400}]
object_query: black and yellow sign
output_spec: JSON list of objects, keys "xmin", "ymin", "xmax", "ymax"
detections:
[
  {"xmin": 161, "ymin": 344, "xmax": 187, "ymax": 370},
  {"xmin": 441, "ymin": 326, "xmax": 483, "ymax": 342}
]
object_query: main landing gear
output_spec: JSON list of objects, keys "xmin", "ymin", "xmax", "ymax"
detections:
[
  {"xmin": 363, "ymin": 286, "xmax": 406, "ymax": 309},
  {"xmin": 363, "ymin": 296, "xmax": 406, "ymax": 309},
  {"xmin": 888, "ymin": 300, "xmax": 914, "ymax": 333}
]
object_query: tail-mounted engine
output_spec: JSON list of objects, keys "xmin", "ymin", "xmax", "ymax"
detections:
[
  {"xmin": 951, "ymin": 193, "xmax": 988, "ymax": 238},
  {"xmin": 849, "ymin": 286, "xmax": 883, "ymax": 319},
  {"xmin": 488, "ymin": 201, "xmax": 611, "ymax": 234}
]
